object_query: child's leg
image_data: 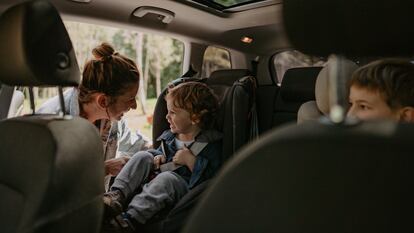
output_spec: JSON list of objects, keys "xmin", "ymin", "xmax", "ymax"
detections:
[
  {"xmin": 126, "ymin": 171, "xmax": 189, "ymax": 224},
  {"xmin": 110, "ymin": 151, "xmax": 154, "ymax": 198}
]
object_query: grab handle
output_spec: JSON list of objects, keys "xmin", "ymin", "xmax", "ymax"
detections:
[{"xmin": 133, "ymin": 6, "xmax": 175, "ymax": 24}]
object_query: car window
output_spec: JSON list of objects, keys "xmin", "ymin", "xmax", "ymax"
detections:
[
  {"xmin": 202, "ymin": 46, "xmax": 232, "ymax": 77},
  {"xmin": 273, "ymin": 50, "xmax": 327, "ymax": 84},
  {"xmin": 16, "ymin": 21, "xmax": 185, "ymax": 140}
]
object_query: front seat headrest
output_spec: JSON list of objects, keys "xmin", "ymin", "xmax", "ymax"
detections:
[
  {"xmin": 297, "ymin": 58, "xmax": 358, "ymax": 123},
  {"xmin": 315, "ymin": 58, "xmax": 358, "ymax": 115},
  {"xmin": 0, "ymin": 0, "xmax": 80, "ymax": 86},
  {"xmin": 207, "ymin": 69, "xmax": 251, "ymax": 86},
  {"xmin": 280, "ymin": 67, "xmax": 322, "ymax": 102},
  {"xmin": 283, "ymin": 0, "xmax": 414, "ymax": 57}
]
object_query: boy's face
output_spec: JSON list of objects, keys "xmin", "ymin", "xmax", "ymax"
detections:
[
  {"xmin": 347, "ymin": 85, "xmax": 398, "ymax": 121},
  {"xmin": 165, "ymin": 96, "xmax": 200, "ymax": 136}
]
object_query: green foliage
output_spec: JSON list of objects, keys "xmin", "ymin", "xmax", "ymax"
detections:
[
  {"xmin": 201, "ymin": 46, "xmax": 231, "ymax": 77},
  {"xmin": 161, "ymin": 40, "xmax": 184, "ymax": 90},
  {"xmin": 113, "ymin": 30, "xmax": 136, "ymax": 59},
  {"xmin": 64, "ymin": 21, "xmax": 184, "ymax": 100},
  {"xmin": 273, "ymin": 50, "xmax": 327, "ymax": 82}
]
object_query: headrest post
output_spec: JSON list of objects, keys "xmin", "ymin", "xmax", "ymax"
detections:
[
  {"xmin": 58, "ymin": 87, "xmax": 66, "ymax": 116},
  {"xmin": 328, "ymin": 55, "xmax": 348, "ymax": 124},
  {"xmin": 28, "ymin": 87, "xmax": 35, "ymax": 115}
]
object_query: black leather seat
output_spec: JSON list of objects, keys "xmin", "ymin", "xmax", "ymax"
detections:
[
  {"xmin": 152, "ymin": 69, "xmax": 256, "ymax": 161},
  {"xmin": 273, "ymin": 67, "xmax": 322, "ymax": 126},
  {"xmin": 205, "ymin": 69, "xmax": 257, "ymax": 160},
  {"xmin": 0, "ymin": 1, "xmax": 104, "ymax": 233},
  {"xmin": 183, "ymin": 121, "xmax": 414, "ymax": 233}
]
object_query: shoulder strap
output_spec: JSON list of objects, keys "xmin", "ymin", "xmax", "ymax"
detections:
[
  {"xmin": 159, "ymin": 141, "xmax": 208, "ymax": 172},
  {"xmin": 189, "ymin": 141, "xmax": 208, "ymax": 156}
]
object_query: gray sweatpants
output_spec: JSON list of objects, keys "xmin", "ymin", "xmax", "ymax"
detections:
[{"xmin": 111, "ymin": 151, "xmax": 189, "ymax": 224}]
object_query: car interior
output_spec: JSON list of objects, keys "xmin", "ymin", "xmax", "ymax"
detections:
[{"xmin": 0, "ymin": 0, "xmax": 413, "ymax": 233}]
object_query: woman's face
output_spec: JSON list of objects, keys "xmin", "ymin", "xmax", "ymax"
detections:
[{"xmin": 107, "ymin": 81, "xmax": 139, "ymax": 121}]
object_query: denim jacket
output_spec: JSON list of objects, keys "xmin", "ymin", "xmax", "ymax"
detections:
[{"xmin": 148, "ymin": 129, "xmax": 222, "ymax": 189}]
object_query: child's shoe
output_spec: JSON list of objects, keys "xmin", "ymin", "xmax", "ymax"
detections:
[{"xmin": 103, "ymin": 189, "xmax": 125, "ymax": 219}]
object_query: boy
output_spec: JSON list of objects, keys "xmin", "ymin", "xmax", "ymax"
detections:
[
  {"xmin": 348, "ymin": 58, "xmax": 414, "ymax": 122},
  {"xmin": 102, "ymin": 82, "xmax": 222, "ymax": 232}
]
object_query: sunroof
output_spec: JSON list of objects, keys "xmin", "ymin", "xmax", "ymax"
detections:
[
  {"xmin": 214, "ymin": 0, "xmax": 262, "ymax": 7},
  {"xmin": 192, "ymin": 0, "xmax": 266, "ymax": 10}
]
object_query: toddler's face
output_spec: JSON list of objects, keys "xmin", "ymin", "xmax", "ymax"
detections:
[
  {"xmin": 165, "ymin": 96, "xmax": 199, "ymax": 135},
  {"xmin": 347, "ymin": 85, "xmax": 399, "ymax": 121}
]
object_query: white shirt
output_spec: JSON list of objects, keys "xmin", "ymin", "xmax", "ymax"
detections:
[{"xmin": 174, "ymin": 138, "xmax": 194, "ymax": 150}]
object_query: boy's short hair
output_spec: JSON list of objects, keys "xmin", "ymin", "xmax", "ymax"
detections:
[
  {"xmin": 166, "ymin": 82, "xmax": 219, "ymax": 129},
  {"xmin": 349, "ymin": 58, "xmax": 414, "ymax": 109}
]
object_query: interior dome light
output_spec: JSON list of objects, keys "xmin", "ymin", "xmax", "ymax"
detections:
[{"xmin": 241, "ymin": 36, "xmax": 253, "ymax": 44}]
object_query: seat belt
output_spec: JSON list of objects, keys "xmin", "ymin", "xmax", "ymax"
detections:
[{"xmin": 160, "ymin": 141, "xmax": 208, "ymax": 172}]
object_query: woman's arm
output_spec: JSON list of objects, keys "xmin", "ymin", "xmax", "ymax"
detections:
[{"xmin": 116, "ymin": 118, "xmax": 151, "ymax": 157}]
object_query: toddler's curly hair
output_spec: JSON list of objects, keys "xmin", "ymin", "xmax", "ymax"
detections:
[{"xmin": 166, "ymin": 82, "xmax": 219, "ymax": 129}]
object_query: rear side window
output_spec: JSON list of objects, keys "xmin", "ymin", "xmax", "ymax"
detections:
[
  {"xmin": 202, "ymin": 46, "xmax": 231, "ymax": 77},
  {"xmin": 273, "ymin": 50, "xmax": 326, "ymax": 84},
  {"xmin": 14, "ymin": 21, "xmax": 185, "ymax": 142}
]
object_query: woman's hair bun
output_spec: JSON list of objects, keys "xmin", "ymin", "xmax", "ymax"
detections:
[{"xmin": 92, "ymin": 42, "xmax": 115, "ymax": 61}]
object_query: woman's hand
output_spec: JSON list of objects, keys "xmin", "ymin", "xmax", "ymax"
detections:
[
  {"xmin": 173, "ymin": 146, "xmax": 196, "ymax": 171},
  {"xmin": 154, "ymin": 154, "xmax": 166, "ymax": 170},
  {"xmin": 104, "ymin": 156, "xmax": 130, "ymax": 176}
]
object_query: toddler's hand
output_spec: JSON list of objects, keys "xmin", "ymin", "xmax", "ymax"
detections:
[
  {"xmin": 154, "ymin": 154, "xmax": 166, "ymax": 170},
  {"xmin": 173, "ymin": 146, "xmax": 196, "ymax": 171}
]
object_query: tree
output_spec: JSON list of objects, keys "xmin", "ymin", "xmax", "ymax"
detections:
[
  {"xmin": 201, "ymin": 46, "xmax": 231, "ymax": 77},
  {"xmin": 64, "ymin": 21, "xmax": 184, "ymax": 101},
  {"xmin": 135, "ymin": 33, "xmax": 147, "ymax": 114},
  {"xmin": 145, "ymin": 34, "xmax": 183, "ymax": 97}
]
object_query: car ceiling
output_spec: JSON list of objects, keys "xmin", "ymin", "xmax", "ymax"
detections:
[{"xmin": 0, "ymin": 0, "xmax": 291, "ymax": 56}]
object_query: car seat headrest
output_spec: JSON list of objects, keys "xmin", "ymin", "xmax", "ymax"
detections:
[
  {"xmin": 283, "ymin": 0, "xmax": 414, "ymax": 56},
  {"xmin": 297, "ymin": 101, "xmax": 321, "ymax": 124},
  {"xmin": 280, "ymin": 67, "xmax": 322, "ymax": 102},
  {"xmin": 0, "ymin": 0, "xmax": 80, "ymax": 87},
  {"xmin": 207, "ymin": 69, "xmax": 251, "ymax": 86},
  {"xmin": 315, "ymin": 58, "xmax": 358, "ymax": 115}
]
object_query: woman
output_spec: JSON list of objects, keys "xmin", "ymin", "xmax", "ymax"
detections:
[{"xmin": 38, "ymin": 43, "xmax": 150, "ymax": 185}]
